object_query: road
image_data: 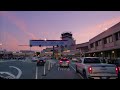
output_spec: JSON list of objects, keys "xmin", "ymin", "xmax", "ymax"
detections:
[{"xmin": 0, "ymin": 59, "xmax": 83, "ymax": 79}]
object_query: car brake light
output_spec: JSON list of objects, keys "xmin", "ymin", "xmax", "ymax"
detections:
[
  {"xmin": 116, "ymin": 67, "xmax": 118, "ymax": 75},
  {"xmin": 60, "ymin": 61, "xmax": 63, "ymax": 63},
  {"xmin": 66, "ymin": 61, "xmax": 69, "ymax": 63},
  {"xmin": 88, "ymin": 66, "xmax": 92, "ymax": 74}
]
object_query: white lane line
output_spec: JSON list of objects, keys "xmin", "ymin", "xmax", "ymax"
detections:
[
  {"xmin": 58, "ymin": 67, "xmax": 60, "ymax": 71},
  {"xmin": 0, "ymin": 72, "xmax": 16, "ymax": 79},
  {"xmin": 35, "ymin": 66, "xmax": 38, "ymax": 79},
  {"xmin": 9, "ymin": 66, "xmax": 22, "ymax": 79},
  {"xmin": 70, "ymin": 65, "xmax": 84, "ymax": 79},
  {"xmin": 0, "ymin": 60, "xmax": 16, "ymax": 63}
]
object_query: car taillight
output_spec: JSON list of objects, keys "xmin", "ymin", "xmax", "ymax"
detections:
[
  {"xmin": 88, "ymin": 66, "xmax": 92, "ymax": 74},
  {"xmin": 59, "ymin": 61, "xmax": 63, "ymax": 63},
  {"xmin": 116, "ymin": 67, "xmax": 118, "ymax": 75},
  {"xmin": 66, "ymin": 61, "xmax": 70, "ymax": 63}
]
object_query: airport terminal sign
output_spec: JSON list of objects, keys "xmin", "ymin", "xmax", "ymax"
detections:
[{"xmin": 30, "ymin": 40, "xmax": 68, "ymax": 46}]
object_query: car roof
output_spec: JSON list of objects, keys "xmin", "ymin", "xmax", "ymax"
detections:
[{"xmin": 81, "ymin": 57, "xmax": 99, "ymax": 59}]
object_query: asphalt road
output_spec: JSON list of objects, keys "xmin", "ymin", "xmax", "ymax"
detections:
[{"xmin": 0, "ymin": 59, "xmax": 83, "ymax": 79}]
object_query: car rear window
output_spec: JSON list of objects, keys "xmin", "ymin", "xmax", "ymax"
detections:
[
  {"xmin": 84, "ymin": 58, "xmax": 101, "ymax": 63},
  {"xmin": 61, "ymin": 59, "xmax": 69, "ymax": 61}
]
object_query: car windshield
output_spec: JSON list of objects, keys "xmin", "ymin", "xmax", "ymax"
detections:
[{"xmin": 84, "ymin": 58, "xmax": 101, "ymax": 63}]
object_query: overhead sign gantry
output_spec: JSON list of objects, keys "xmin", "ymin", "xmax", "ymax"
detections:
[
  {"xmin": 29, "ymin": 40, "xmax": 69, "ymax": 59},
  {"xmin": 29, "ymin": 40, "xmax": 68, "ymax": 47}
]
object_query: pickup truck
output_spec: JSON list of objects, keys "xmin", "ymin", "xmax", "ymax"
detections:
[{"xmin": 76, "ymin": 57, "xmax": 118, "ymax": 79}]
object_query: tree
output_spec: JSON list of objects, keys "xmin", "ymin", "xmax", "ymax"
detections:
[{"xmin": 36, "ymin": 52, "xmax": 40, "ymax": 56}]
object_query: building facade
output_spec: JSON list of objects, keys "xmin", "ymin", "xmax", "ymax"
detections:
[
  {"xmin": 77, "ymin": 22, "xmax": 120, "ymax": 59},
  {"xmin": 76, "ymin": 42, "xmax": 89, "ymax": 57}
]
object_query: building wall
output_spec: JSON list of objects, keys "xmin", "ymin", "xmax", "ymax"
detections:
[
  {"xmin": 88, "ymin": 22, "xmax": 120, "ymax": 53},
  {"xmin": 77, "ymin": 22, "xmax": 120, "ymax": 59}
]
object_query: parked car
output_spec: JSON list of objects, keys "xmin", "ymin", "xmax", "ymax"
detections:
[
  {"xmin": 37, "ymin": 57, "xmax": 46, "ymax": 66},
  {"xmin": 59, "ymin": 58, "xmax": 70, "ymax": 68},
  {"xmin": 76, "ymin": 57, "xmax": 118, "ymax": 79}
]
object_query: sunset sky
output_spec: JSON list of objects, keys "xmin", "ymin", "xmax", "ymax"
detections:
[{"xmin": 0, "ymin": 11, "xmax": 120, "ymax": 51}]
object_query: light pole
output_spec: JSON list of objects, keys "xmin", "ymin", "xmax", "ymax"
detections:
[
  {"xmin": 0, "ymin": 43, "xmax": 2, "ymax": 50},
  {"xmin": 0, "ymin": 43, "xmax": 2, "ymax": 59},
  {"xmin": 44, "ymin": 38, "xmax": 47, "ymax": 57}
]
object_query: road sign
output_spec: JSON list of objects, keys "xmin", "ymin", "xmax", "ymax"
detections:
[{"xmin": 30, "ymin": 40, "xmax": 69, "ymax": 46}]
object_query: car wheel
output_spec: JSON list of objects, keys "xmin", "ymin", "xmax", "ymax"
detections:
[
  {"xmin": 37, "ymin": 63, "xmax": 39, "ymax": 66},
  {"xmin": 76, "ymin": 66, "xmax": 79, "ymax": 73},
  {"xmin": 83, "ymin": 70, "xmax": 87, "ymax": 79}
]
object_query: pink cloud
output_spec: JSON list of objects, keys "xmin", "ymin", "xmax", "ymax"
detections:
[
  {"xmin": 2, "ymin": 31, "xmax": 19, "ymax": 51},
  {"xmin": 1, "ymin": 31, "xmax": 45, "ymax": 51},
  {"xmin": 74, "ymin": 16, "xmax": 120, "ymax": 44},
  {"xmin": 0, "ymin": 11, "xmax": 38, "ymax": 40}
]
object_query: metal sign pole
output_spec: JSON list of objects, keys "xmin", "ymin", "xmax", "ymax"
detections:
[{"xmin": 53, "ymin": 46, "xmax": 55, "ymax": 59}]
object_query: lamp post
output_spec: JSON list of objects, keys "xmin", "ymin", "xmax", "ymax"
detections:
[
  {"xmin": 44, "ymin": 38, "xmax": 47, "ymax": 57},
  {"xmin": 0, "ymin": 43, "xmax": 2, "ymax": 59},
  {"xmin": 0, "ymin": 43, "xmax": 2, "ymax": 50}
]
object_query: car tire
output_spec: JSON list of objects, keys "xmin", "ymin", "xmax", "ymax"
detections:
[
  {"xmin": 37, "ymin": 63, "xmax": 39, "ymax": 66},
  {"xmin": 76, "ymin": 66, "xmax": 79, "ymax": 73},
  {"xmin": 83, "ymin": 70, "xmax": 87, "ymax": 79}
]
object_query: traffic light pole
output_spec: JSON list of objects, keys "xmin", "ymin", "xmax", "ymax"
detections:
[{"xmin": 52, "ymin": 46, "xmax": 55, "ymax": 59}]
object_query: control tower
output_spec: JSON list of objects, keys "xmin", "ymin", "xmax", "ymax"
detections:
[{"xmin": 61, "ymin": 32, "xmax": 76, "ymax": 50}]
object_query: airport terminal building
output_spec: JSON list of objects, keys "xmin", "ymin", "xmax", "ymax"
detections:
[{"xmin": 77, "ymin": 22, "xmax": 120, "ymax": 59}]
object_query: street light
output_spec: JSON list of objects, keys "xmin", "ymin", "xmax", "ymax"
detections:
[
  {"xmin": 44, "ymin": 38, "xmax": 47, "ymax": 41},
  {"xmin": 0, "ymin": 43, "xmax": 2, "ymax": 50}
]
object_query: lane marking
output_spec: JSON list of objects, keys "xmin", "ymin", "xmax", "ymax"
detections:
[
  {"xmin": 9, "ymin": 66, "xmax": 22, "ymax": 79},
  {"xmin": 0, "ymin": 60, "xmax": 17, "ymax": 63},
  {"xmin": 58, "ymin": 67, "xmax": 60, "ymax": 71},
  {"xmin": 0, "ymin": 66, "xmax": 22, "ymax": 79},
  {"xmin": 70, "ymin": 65, "xmax": 84, "ymax": 79},
  {"xmin": 35, "ymin": 66, "xmax": 38, "ymax": 79},
  {"xmin": 0, "ymin": 72, "xmax": 16, "ymax": 79}
]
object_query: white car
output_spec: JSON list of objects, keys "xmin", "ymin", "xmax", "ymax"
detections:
[
  {"xmin": 76, "ymin": 57, "xmax": 118, "ymax": 79},
  {"xmin": 59, "ymin": 58, "xmax": 70, "ymax": 67}
]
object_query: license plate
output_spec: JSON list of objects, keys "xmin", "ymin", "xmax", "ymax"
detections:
[{"xmin": 101, "ymin": 77, "xmax": 107, "ymax": 79}]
